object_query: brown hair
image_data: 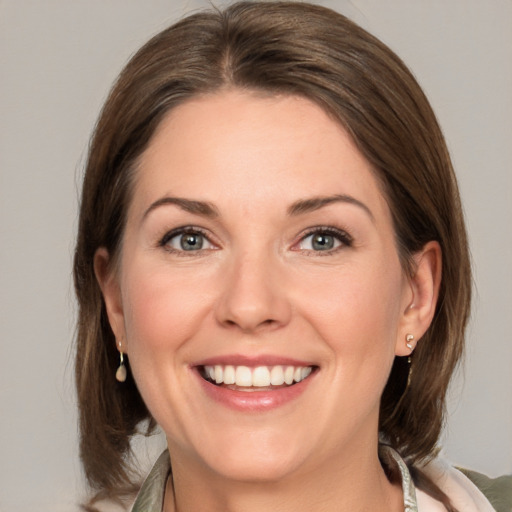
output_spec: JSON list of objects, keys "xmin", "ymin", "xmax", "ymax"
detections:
[{"xmin": 74, "ymin": 1, "xmax": 470, "ymax": 508}]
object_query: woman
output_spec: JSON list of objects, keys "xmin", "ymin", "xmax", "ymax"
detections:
[{"xmin": 74, "ymin": 2, "xmax": 511, "ymax": 511}]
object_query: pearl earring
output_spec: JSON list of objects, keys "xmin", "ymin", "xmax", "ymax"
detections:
[
  {"xmin": 116, "ymin": 341, "xmax": 127, "ymax": 382},
  {"xmin": 406, "ymin": 334, "xmax": 414, "ymax": 351}
]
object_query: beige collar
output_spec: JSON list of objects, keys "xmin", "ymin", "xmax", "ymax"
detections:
[{"xmin": 419, "ymin": 457, "xmax": 495, "ymax": 512}]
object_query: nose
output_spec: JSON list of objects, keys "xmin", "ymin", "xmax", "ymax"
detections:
[{"xmin": 214, "ymin": 250, "xmax": 292, "ymax": 333}]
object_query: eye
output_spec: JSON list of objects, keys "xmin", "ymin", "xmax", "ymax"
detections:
[
  {"xmin": 296, "ymin": 227, "xmax": 352, "ymax": 252},
  {"xmin": 160, "ymin": 228, "xmax": 215, "ymax": 253}
]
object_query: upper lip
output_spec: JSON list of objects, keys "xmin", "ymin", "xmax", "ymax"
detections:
[{"xmin": 193, "ymin": 354, "xmax": 316, "ymax": 368}]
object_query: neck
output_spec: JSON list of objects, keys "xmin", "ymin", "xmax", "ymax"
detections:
[{"xmin": 164, "ymin": 441, "xmax": 403, "ymax": 512}]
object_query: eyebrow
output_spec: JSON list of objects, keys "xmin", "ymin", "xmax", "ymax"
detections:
[
  {"xmin": 142, "ymin": 193, "xmax": 374, "ymax": 222},
  {"xmin": 287, "ymin": 194, "xmax": 374, "ymax": 221},
  {"xmin": 142, "ymin": 196, "xmax": 219, "ymax": 221}
]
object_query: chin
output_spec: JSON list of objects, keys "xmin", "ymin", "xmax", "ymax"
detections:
[
  {"xmin": 185, "ymin": 426, "xmax": 312, "ymax": 483},
  {"xmin": 206, "ymin": 451, "xmax": 303, "ymax": 483}
]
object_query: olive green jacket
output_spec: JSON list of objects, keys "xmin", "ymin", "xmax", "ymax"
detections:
[{"xmin": 459, "ymin": 468, "xmax": 512, "ymax": 512}]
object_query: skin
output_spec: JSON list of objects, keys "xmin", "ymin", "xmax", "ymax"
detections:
[{"xmin": 96, "ymin": 90, "xmax": 441, "ymax": 512}]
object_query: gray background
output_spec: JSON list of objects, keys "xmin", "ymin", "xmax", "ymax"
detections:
[{"xmin": 1, "ymin": 1, "xmax": 510, "ymax": 510}]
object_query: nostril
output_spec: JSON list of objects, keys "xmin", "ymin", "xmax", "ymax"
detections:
[{"xmin": 222, "ymin": 317, "xmax": 277, "ymax": 331}]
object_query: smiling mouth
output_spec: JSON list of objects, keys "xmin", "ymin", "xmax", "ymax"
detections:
[{"xmin": 200, "ymin": 364, "xmax": 316, "ymax": 391}]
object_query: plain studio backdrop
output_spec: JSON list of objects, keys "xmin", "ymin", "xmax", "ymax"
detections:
[{"xmin": 0, "ymin": 1, "xmax": 511, "ymax": 510}]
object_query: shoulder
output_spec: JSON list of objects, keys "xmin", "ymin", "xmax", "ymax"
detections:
[
  {"xmin": 457, "ymin": 467, "xmax": 512, "ymax": 512},
  {"xmin": 422, "ymin": 456, "xmax": 511, "ymax": 512}
]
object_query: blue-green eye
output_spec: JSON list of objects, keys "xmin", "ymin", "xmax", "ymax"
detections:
[
  {"xmin": 161, "ymin": 229, "xmax": 214, "ymax": 252},
  {"xmin": 179, "ymin": 233, "xmax": 204, "ymax": 250},
  {"xmin": 311, "ymin": 233, "xmax": 336, "ymax": 250},
  {"xmin": 297, "ymin": 228, "xmax": 352, "ymax": 252}
]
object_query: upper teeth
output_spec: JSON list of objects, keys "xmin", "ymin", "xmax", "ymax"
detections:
[{"xmin": 203, "ymin": 365, "xmax": 313, "ymax": 387}]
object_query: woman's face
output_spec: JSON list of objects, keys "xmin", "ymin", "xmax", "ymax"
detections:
[{"xmin": 100, "ymin": 90, "xmax": 424, "ymax": 482}]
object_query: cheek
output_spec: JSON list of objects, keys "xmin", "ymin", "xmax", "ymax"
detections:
[
  {"xmin": 299, "ymin": 261, "xmax": 403, "ymax": 340},
  {"xmin": 294, "ymin": 258, "xmax": 404, "ymax": 386},
  {"xmin": 120, "ymin": 259, "xmax": 214, "ymax": 354}
]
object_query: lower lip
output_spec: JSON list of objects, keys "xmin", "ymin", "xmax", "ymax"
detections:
[{"xmin": 195, "ymin": 369, "xmax": 316, "ymax": 412}]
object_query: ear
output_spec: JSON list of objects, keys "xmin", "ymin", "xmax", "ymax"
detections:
[
  {"xmin": 395, "ymin": 241, "xmax": 442, "ymax": 356},
  {"xmin": 94, "ymin": 247, "xmax": 127, "ymax": 353}
]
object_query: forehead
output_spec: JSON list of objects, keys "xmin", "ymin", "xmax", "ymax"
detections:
[{"xmin": 131, "ymin": 90, "xmax": 390, "ymax": 222}]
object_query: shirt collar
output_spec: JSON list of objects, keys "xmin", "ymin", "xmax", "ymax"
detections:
[{"xmin": 130, "ymin": 446, "xmax": 418, "ymax": 512}]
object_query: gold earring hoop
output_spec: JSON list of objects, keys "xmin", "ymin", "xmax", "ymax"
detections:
[
  {"xmin": 406, "ymin": 355, "xmax": 413, "ymax": 388},
  {"xmin": 116, "ymin": 341, "xmax": 127, "ymax": 382},
  {"xmin": 405, "ymin": 334, "xmax": 415, "ymax": 389}
]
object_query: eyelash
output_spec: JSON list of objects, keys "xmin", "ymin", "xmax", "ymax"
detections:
[
  {"xmin": 158, "ymin": 226, "xmax": 216, "ymax": 255},
  {"xmin": 294, "ymin": 226, "xmax": 353, "ymax": 254},
  {"xmin": 157, "ymin": 225, "xmax": 353, "ymax": 255}
]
